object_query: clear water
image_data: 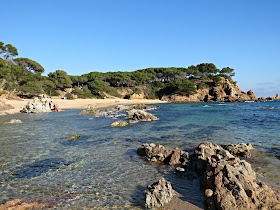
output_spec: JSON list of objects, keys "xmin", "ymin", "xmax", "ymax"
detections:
[{"xmin": 0, "ymin": 101, "xmax": 280, "ymax": 209}]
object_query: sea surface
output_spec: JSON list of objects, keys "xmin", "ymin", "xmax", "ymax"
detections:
[{"xmin": 0, "ymin": 101, "xmax": 280, "ymax": 209}]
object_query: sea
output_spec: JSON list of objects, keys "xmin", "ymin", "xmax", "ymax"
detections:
[{"xmin": 0, "ymin": 101, "xmax": 280, "ymax": 209}]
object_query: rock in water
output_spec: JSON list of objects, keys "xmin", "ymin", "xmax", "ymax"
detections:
[
  {"xmin": 125, "ymin": 109, "xmax": 159, "ymax": 123},
  {"xmin": 189, "ymin": 142, "xmax": 280, "ymax": 210},
  {"xmin": 137, "ymin": 143, "xmax": 189, "ymax": 165},
  {"xmin": 110, "ymin": 120, "xmax": 129, "ymax": 127},
  {"xmin": 66, "ymin": 134, "xmax": 81, "ymax": 141},
  {"xmin": 144, "ymin": 178, "xmax": 175, "ymax": 209},
  {"xmin": 20, "ymin": 102, "xmax": 51, "ymax": 113},
  {"xmin": 221, "ymin": 143, "xmax": 254, "ymax": 157},
  {"xmin": 7, "ymin": 119, "xmax": 22, "ymax": 123}
]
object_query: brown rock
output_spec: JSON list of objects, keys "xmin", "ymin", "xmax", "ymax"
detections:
[{"xmin": 189, "ymin": 142, "xmax": 280, "ymax": 210}]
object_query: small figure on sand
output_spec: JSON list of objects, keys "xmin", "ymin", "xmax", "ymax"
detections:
[{"xmin": 53, "ymin": 104, "xmax": 60, "ymax": 112}]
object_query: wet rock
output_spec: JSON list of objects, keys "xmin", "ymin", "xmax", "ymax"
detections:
[
  {"xmin": 144, "ymin": 178, "xmax": 175, "ymax": 209},
  {"xmin": 137, "ymin": 143, "xmax": 188, "ymax": 165},
  {"xmin": 0, "ymin": 199, "xmax": 42, "ymax": 209},
  {"xmin": 20, "ymin": 102, "xmax": 51, "ymax": 113},
  {"xmin": 110, "ymin": 120, "xmax": 129, "ymax": 127},
  {"xmin": 116, "ymin": 104, "xmax": 157, "ymax": 111},
  {"xmin": 66, "ymin": 134, "xmax": 81, "ymax": 141},
  {"xmin": 221, "ymin": 143, "xmax": 254, "ymax": 157},
  {"xmin": 0, "ymin": 111, "xmax": 6, "ymax": 115},
  {"xmin": 125, "ymin": 109, "xmax": 159, "ymax": 123},
  {"xmin": 189, "ymin": 142, "xmax": 280, "ymax": 210},
  {"xmin": 7, "ymin": 119, "xmax": 22, "ymax": 123}
]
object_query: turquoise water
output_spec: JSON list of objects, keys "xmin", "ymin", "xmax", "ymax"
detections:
[{"xmin": 0, "ymin": 101, "xmax": 280, "ymax": 208}]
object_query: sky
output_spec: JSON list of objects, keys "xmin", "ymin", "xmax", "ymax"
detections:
[{"xmin": 1, "ymin": 0, "xmax": 279, "ymax": 97}]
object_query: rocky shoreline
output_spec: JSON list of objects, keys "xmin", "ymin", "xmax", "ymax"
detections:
[{"xmin": 139, "ymin": 142, "xmax": 280, "ymax": 209}]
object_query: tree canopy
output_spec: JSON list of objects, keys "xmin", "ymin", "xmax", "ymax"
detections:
[{"xmin": 14, "ymin": 58, "xmax": 45, "ymax": 74}]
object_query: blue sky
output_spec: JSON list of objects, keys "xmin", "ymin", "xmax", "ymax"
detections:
[{"xmin": 1, "ymin": 0, "xmax": 279, "ymax": 97}]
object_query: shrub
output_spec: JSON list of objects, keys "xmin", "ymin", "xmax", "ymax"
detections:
[{"xmin": 65, "ymin": 92, "xmax": 74, "ymax": 100}]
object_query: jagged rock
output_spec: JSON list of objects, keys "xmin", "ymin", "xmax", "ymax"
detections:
[
  {"xmin": 125, "ymin": 109, "xmax": 159, "ymax": 123},
  {"xmin": 189, "ymin": 142, "xmax": 280, "ymax": 210},
  {"xmin": 144, "ymin": 178, "xmax": 175, "ymax": 209},
  {"xmin": 267, "ymin": 96, "xmax": 276, "ymax": 100},
  {"xmin": 221, "ymin": 143, "xmax": 254, "ymax": 158},
  {"xmin": 20, "ymin": 102, "xmax": 51, "ymax": 113},
  {"xmin": 247, "ymin": 90, "xmax": 258, "ymax": 101},
  {"xmin": 7, "ymin": 119, "xmax": 22, "ymax": 123},
  {"xmin": 137, "ymin": 143, "xmax": 189, "ymax": 165},
  {"xmin": 258, "ymin": 96, "xmax": 266, "ymax": 101},
  {"xmin": 66, "ymin": 134, "xmax": 81, "ymax": 141},
  {"xmin": 110, "ymin": 120, "xmax": 129, "ymax": 127}
]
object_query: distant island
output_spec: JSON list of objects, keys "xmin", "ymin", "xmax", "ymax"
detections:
[{"xmin": 0, "ymin": 41, "xmax": 278, "ymax": 102}]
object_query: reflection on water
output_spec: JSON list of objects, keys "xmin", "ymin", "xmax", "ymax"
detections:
[{"xmin": 0, "ymin": 101, "xmax": 280, "ymax": 208}]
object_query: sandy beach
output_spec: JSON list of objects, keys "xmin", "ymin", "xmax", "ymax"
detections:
[{"xmin": 4, "ymin": 97, "xmax": 167, "ymax": 114}]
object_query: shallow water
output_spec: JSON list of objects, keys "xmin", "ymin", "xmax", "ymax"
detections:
[{"xmin": 0, "ymin": 101, "xmax": 280, "ymax": 208}]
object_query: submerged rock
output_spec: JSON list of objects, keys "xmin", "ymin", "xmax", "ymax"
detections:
[
  {"xmin": 221, "ymin": 143, "xmax": 254, "ymax": 157},
  {"xmin": 66, "ymin": 134, "xmax": 81, "ymax": 141},
  {"xmin": 0, "ymin": 199, "xmax": 42, "ymax": 209},
  {"xmin": 110, "ymin": 120, "xmax": 129, "ymax": 127},
  {"xmin": 7, "ymin": 119, "xmax": 22, "ymax": 123},
  {"xmin": 125, "ymin": 109, "xmax": 159, "ymax": 123},
  {"xmin": 20, "ymin": 102, "xmax": 51, "ymax": 113},
  {"xmin": 189, "ymin": 142, "xmax": 280, "ymax": 210},
  {"xmin": 144, "ymin": 178, "xmax": 175, "ymax": 209}
]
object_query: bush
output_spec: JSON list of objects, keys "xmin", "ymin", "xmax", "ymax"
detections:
[
  {"xmin": 133, "ymin": 88, "xmax": 141, "ymax": 94},
  {"xmin": 65, "ymin": 93, "xmax": 75, "ymax": 100}
]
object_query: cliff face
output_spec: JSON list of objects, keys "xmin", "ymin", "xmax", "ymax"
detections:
[{"xmin": 161, "ymin": 78, "xmax": 258, "ymax": 103}]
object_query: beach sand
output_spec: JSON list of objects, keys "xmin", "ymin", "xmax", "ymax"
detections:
[{"xmin": 4, "ymin": 97, "xmax": 167, "ymax": 114}]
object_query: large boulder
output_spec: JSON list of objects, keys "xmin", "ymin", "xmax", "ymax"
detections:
[
  {"xmin": 7, "ymin": 119, "xmax": 22, "ymax": 124},
  {"xmin": 137, "ymin": 143, "xmax": 189, "ymax": 165},
  {"xmin": 189, "ymin": 142, "xmax": 280, "ymax": 210},
  {"xmin": 20, "ymin": 102, "xmax": 51, "ymax": 113},
  {"xmin": 144, "ymin": 178, "xmax": 175, "ymax": 209},
  {"xmin": 125, "ymin": 109, "xmax": 159, "ymax": 123}
]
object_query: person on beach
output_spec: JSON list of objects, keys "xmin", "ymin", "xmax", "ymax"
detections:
[{"xmin": 49, "ymin": 102, "xmax": 52, "ymax": 109}]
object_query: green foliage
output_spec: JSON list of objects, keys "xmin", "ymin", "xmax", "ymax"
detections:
[
  {"xmin": 72, "ymin": 86, "xmax": 95, "ymax": 98},
  {"xmin": 48, "ymin": 70, "xmax": 72, "ymax": 90},
  {"xmin": 65, "ymin": 92, "xmax": 74, "ymax": 100},
  {"xmin": 198, "ymin": 81, "xmax": 210, "ymax": 89},
  {"xmin": 19, "ymin": 81, "xmax": 42, "ymax": 96},
  {"xmin": 0, "ymin": 43, "xmax": 18, "ymax": 59},
  {"xmin": 220, "ymin": 67, "xmax": 235, "ymax": 78},
  {"xmin": 133, "ymin": 88, "xmax": 141, "ymax": 94},
  {"xmin": 163, "ymin": 79, "xmax": 197, "ymax": 96},
  {"xmin": 14, "ymin": 58, "xmax": 45, "ymax": 74},
  {"xmin": 88, "ymin": 80, "xmax": 120, "ymax": 98},
  {"xmin": 213, "ymin": 75, "xmax": 222, "ymax": 86}
]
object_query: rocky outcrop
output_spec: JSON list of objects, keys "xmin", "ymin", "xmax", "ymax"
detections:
[
  {"xmin": 20, "ymin": 102, "xmax": 51, "ymax": 113},
  {"xmin": 125, "ymin": 110, "xmax": 159, "ymax": 123},
  {"xmin": 221, "ymin": 143, "xmax": 254, "ymax": 158},
  {"xmin": 189, "ymin": 142, "xmax": 280, "ymax": 210},
  {"xmin": 79, "ymin": 104, "xmax": 157, "ymax": 117},
  {"xmin": 110, "ymin": 120, "xmax": 129, "ymax": 127},
  {"xmin": 137, "ymin": 143, "xmax": 189, "ymax": 165},
  {"xmin": 161, "ymin": 79, "xmax": 259, "ymax": 103},
  {"xmin": 144, "ymin": 178, "xmax": 175, "ymax": 209}
]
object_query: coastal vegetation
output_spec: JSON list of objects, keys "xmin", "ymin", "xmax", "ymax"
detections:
[{"xmin": 0, "ymin": 41, "xmax": 236, "ymax": 99}]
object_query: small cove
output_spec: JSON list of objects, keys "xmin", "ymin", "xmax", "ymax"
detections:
[{"xmin": 0, "ymin": 101, "xmax": 280, "ymax": 208}]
